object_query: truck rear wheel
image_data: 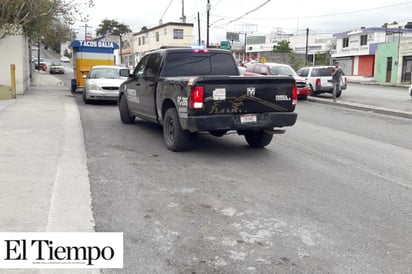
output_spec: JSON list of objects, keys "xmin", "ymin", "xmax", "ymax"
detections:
[
  {"xmin": 119, "ymin": 95, "xmax": 135, "ymax": 124},
  {"xmin": 244, "ymin": 130, "xmax": 273, "ymax": 148},
  {"xmin": 163, "ymin": 108, "xmax": 191, "ymax": 152}
]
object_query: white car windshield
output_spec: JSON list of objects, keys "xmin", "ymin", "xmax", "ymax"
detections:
[
  {"xmin": 89, "ymin": 68, "xmax": 121, "ymax": 79},
  {"xmin": 269, "ymin": 65, "xmax": 297, "ymax": 77}
]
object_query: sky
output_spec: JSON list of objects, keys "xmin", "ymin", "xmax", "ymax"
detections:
[{"xmin": 75, "ymin": 0, "xmax": 412, "ymax": 42}]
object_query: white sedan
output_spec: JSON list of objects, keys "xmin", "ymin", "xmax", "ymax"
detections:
[
  {"xmin": 49, "ymin": 61, "xmax": 65, "ymax": 74},
  {"xmin": 82, "ymin": 65, "xmax": 130, "ymax": 104},
  {"xmin": 60, "ymin": 56, "xmax": 70, "ymax": 63}
]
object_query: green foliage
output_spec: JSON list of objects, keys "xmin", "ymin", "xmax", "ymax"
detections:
[
  {"xmin": 64, "ymin": 48, "xmax": 71, "ymax": 58},
  {"xmin": 0, "ymin": 0, "xmax": 94, "ymax": 39},
  {"xmin": 288, "ymin": 52, "xmax": 305, "ymax": 71},
  {"xmin": 382, "ymin": 21, "xmax": 399, "ymax": 28},
  {"xmin": 95, "ymin": 19, "xmax": 132, "ymax": 37},
  {"xmin": 42, "ymin": 21, "xmax": 72, "ymax": 53},
  {"xmin": 273, "ymin": 40, "xmax": 292, "ymax": 53},
  {"xmin": 314, "ymin": 53, "xmax": 331, "ymax": 66}
]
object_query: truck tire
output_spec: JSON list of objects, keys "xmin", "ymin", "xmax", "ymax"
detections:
[
  {"xmin": 163, "ymin": 108, "xmax": 191, "ymax": 152},
  {"xmin": 119, "ymin": 95, "xmax": 135, "ymax": 124},
  {"xmin": 244, "ymin": 130, "xmax": 273, "ymax": 148},
  {"xmin": 336, "ymin": 89, "xmax": 342, "ymax": 98},
  {"xmin": 309, "ymin": 85, "xmax": 319, "ymax": 96}
]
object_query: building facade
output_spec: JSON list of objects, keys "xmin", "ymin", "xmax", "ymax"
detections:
[
  {"xmin": 130, "ymin": 22, "xmax": 194, "ymax": 67},
  {"xmin": 0, "ymin": 32, "xmax": 31, "ymax": 95},
  {"xmin": 332, "ymin": 26, "xmax": 412, "ymax": 78}
]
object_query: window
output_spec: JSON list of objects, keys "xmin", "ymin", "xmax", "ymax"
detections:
[
  {"xmin": 342, "ymin": 38, "xmax": 349, "ymax": 48},
  {"xmin": 142, "ymin": 36, "xmax": 145, "ymax": 45},
  {"xmin": 144, "ymin": 53, "xmax": 162, "ymax": 77},
  {"xmin": 138, "ymin": 37, "xmax": 141, "ymax": 46},
  {"xmin": 163, "ymin": 52, "xmax": 238, "ymax": 77},
  {"xmin": 133, "ymin": 55, "xmax": 149, "ymax": 77},
  {"xmin": 297, "ymin": 68, "xmax": 309, "ymax": 77},
  {"xmin": 360, "ymin": 34, "xmax": 367, "ymax": 46},
  {"xmin": 156, "ymin": 32, "xmax": 160, "ymax": 42},
  {"xmin": 173, "ymin": 29, "xmax": 184, "ymax": 40}
]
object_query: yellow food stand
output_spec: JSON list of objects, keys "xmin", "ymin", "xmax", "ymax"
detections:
[{"xmin": 70, "ymin": 40, "xmax": 119, "ymax": 92}]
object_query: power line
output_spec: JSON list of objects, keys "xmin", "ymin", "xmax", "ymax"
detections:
[
  {"xmin": 159, "ymin": 0, "xmax": 175, "ymax": 24},
  {"xmin": 219, "ymin": 0, "xmax": 272, "ymax": 27},
  {"xmin": 245, "ymin": 1, "xmax": 412, "ymax": 21}
]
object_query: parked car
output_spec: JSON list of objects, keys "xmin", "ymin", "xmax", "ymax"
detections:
[
  {"xmin": 238, "ymin": 66, "xmax": 246, "ymax": 75},
  {"xmin": 49, "ymin": 61, "xmax": 65, "ymax": 74},
  {"xmin": 297, "ymin": 66, "xmax": 347, "ymax": 97},
  {"xmin": 244, "ymin": 62, "xmax": 311, "ymax": 100},
  {"xmin": 60, "ymin": 56, "xmax": 70, "ymax": 63},
  {"xmin": 32, "ymin": 58, "xmax": 46, "ymax": 70},
  {"xmin": 82, "ymin": 65, "xmax": 130, "ymax": 104}
]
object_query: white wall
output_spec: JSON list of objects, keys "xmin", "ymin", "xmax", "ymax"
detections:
[{"xmin": 0, "ymin": 34, "xmax": 30, "ymax": 95}]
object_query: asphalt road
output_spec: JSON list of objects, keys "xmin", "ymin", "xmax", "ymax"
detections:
[{"xmin": 69, "ymin": 92, "xmax": 412, "ymax": 273}]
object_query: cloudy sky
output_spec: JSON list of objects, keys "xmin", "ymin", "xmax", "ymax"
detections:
[{"xmin": 76, "ymin": 0, "xmax": 412, "ymax": 42}]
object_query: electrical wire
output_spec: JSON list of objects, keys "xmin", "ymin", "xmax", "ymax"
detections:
[
  {"xmin": 219, "ymin": 0, "xmax": 272, "ymax": 27},
  {"xmin": 244, "ymin": 0, "xmax": 412, "ymax": 21},
  {"xmin": 159, "ymin": 0, "xmax": 175, "ymax": 23}
]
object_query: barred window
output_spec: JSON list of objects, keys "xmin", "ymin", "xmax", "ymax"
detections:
[
  {"xmin": 360, "ymin": 35, "xmax": 367, "ymax": 46},
  {"xmin": 173, "ymin": 29, "xmax": 184, "ymax": 40},
  {"xmin": 342, "ymin": 38, "xmax": 349, "ymax": 48}
]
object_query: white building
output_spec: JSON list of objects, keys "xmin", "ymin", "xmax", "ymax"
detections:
[
  {"xmin": 0, "ymin": 32, "xmax": 31, "ymax": 95},
  {"xmin": 242, "ymin": 29, "xmax": 334, "ymax": 63},
  {"xmin": 130, "ymin": 22, "xmax": 194, "ymax": 66}
]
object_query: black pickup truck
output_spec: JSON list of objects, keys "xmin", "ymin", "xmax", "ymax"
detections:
[{"xmin": 118, "ymin": 48, "xmax": 298, "ymax": 151}]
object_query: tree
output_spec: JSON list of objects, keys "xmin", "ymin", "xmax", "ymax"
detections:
[
  {"xmin": 0, "ymin": 0, "xmax": 94, "ymax": 40},
  {"xmin": 273, "ymin": 40, "xmax": 292, "ymax": 53},
  {"xmin": 382, "ymin": 21, "xmax": 399, "ymax": 28},
  {"xmin": 42, "ymin": 20, "xmax": 72, "ymax": 53},
  {"xmin": 95, "ymin": 19, "xmax": 132, "ymax": 37}
]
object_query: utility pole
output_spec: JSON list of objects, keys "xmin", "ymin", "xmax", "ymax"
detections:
[
  {"xmin": 244, "ymin": 33, "xmax": 247, "ymax": 62},
  {"xmin": 198, "ymin": 12, "xmax": 201, "ymax": 46},
  {"xmin": 79, "ymin": 24, "xmax": 92, "ymax": 40},
  {"xmin": 206, "ymin": 0, "xmax": 210, "ymax": 48},
  {"xmin": 305, "ymin": 28, "xmax": 309, "ymax": 66},
  {"xmin": 180, "ymin": 0, "xmax": 186, "ymax": 23}
]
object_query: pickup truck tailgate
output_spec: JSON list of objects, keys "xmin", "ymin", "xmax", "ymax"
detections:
[{"xmin": 193, "ymin": 76, "xmax": 296, "ymax": 115}]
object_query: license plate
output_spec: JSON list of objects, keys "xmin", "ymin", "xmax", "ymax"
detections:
[{"xmin": 240, "ymin": 114, "xmax": 257, "ymax": 123}]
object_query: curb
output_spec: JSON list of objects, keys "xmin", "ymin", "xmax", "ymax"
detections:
[{"xmin": 307, "ymin": 97, "xmax": 412, "ymax": 119}]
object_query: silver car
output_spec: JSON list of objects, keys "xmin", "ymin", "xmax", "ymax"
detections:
[
  {"xmin": 49, "ymin": 61, "xmax": 65, "ymax": 74},
  {"xmin": 83, "ymin": 65, "xmax": 130, "ymax": 104}
]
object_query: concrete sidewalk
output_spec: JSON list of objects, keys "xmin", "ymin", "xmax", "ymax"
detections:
[{"xmin": 0, "ymin": 71, "xmax": 95, "ymax": 234}]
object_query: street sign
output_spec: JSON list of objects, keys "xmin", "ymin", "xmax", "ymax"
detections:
[{"xmin": 220, "ymin": 41, "xmax": 231, "ymax": 50}]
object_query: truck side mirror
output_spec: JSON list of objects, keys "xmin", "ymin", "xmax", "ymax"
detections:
[{"xmin": 120, "ymin": 69, "xmax": 130, "ymax": 77}]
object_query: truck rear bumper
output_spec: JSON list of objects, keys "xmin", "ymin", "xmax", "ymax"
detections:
[{"xmin": 181, "ymin": 112, "xmax": 298, "ymax": 132}]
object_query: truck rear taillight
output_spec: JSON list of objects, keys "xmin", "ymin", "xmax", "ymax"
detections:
[
  {"xmin": 315, "ymin": 78, "xmax": 321, "ymax": 86},
  {"xmin": 292, "ymin": 84, "xmax": 298, "ymax": 106},
  {"xmin": 190, "ymin": 86, "xmax": 204, "ymax": 109}
]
